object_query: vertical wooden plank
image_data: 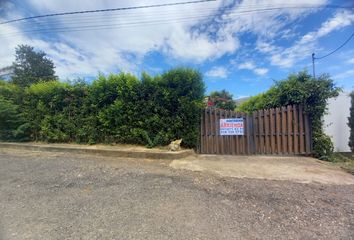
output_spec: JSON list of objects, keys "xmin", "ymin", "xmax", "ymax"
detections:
[
  {"xmin": 244, "ymin": 113, "xmax": 249, "ymax": 154},
  {"xmin": 223, "ymin": 109, "xmax": 227, "ymax": 154},
  {"xmin": 200, "ymin": 110, "xmax": 204, "ymax": 153},
  {"xmin": 293, "ymin": 105, "xmax": 299, "ymax": 154},
  {"xmin": 208, "ymin": 108, "xmax": 212, "ymax": 154},
  {"xmin": 221, "ymin": 110, "xmax": 226, "ymax": 154},
  {"xmin": 209, "ymin": 108, "xmax": 213, "ymax": 154},
  {"xmin": 243, "ymin": 113, "xmax": 247, "ymax": 154},
  {"xmin": 304, "ymin": 111, "xmax": 311, "ymax": 154},
  {"xmin": 225, "ymin": 109, "xmax": 229, "ymax": 154},
  {"xmin": 287, "ymin": 105, "xmax": 293, "ymax": 154},
  {"xmin": 231, "ymin": 111, "xmax": 236, "ymax": 155},
  {"xmin": 210, "ymin": 108, "xmax": 215, "ymax": 154},
  {"xmin": 264, "ymin": 109, "xmax": 270, "ymax": 154},
  {"xmin": 235, "ymin": 111, "xmax": 239, "ymax": 154},
  {"xmin": 240, "ymin": 112, "xmax": 245, "ymax": 154},
  {"xmin": 219, "ymin": 109, "xmax": 224, "ymax": 154},
  {"xmin": 236, "ymin": 111, "xmax": 240, "ymax": 154},
  {"xmin": 246, "ymin": 114, "xmax": 251, "ymax": 154},
  {"xmin": 273, "ymin": 108, "xmax": 277, "ymax": 154},
  {"xmin": 216, "ymin": 109, "xmax": 220, "ymax": 154},
  {"xmin": 232, "ymin": 111, "xmax": 235, "ymax": 155},
  {"xmin": 229, "ymin": 110, "xmax": 233, "ymax": 155},
  {"xmin": 253, "ymin": 112, "xmax": 258, "ymax": 154},
  {"xmin": 214, "ymin": 108, "xmax": 218, "ymax": 154},
  {"xmin": 269, "ymin": 108, "xmax": 275, "ymax": 154},
  {"xmin": 239, "ymin": 112, "xmax": 243, "ymax": 154},
  {"xmin": 258, "ymin": 109, "xmax": 264, "ymax": 154},
  {"xmin": 220, "ymin": 110, "xmax": 225, "ymax": 155},
  {"xmin": 217, "ymin": 109, "xmax": 221, "ymax": 154},
  {"xmin": 225, "ymin": 110, "xmax": 230, "ymax": 154},
  {"xmin": 210, "ymin": 108, "xmax": 214, "ymax": 154},
  {"xmin": 237, "ymin": 111, "xmax": 241, "ymax": 154},
  {"xmin": 204, "ymin": 108, "xmax": 209, "ymax": 153},
  {"xmin": 299, "ymin": 105, "xmax": 305, "ymax": 153},
  {"xmin": 247, "ymin": 114, "xmax": 255, "ymax": 154},
  {"xmin": 213, "ymin": 108, "xmax": 218, "ymax": 154},
  {"xmin": 275, "ymin": 107, "xmax": 281, "ymax": 154},
  {"xmin": 215, "ymin": 109, "xmax": 218, "ymax": 154},
  {"xmin": 234, "ymin": 111, "xmax": 239, "ymax": 154},
  {"xmin": 204, "ymin": 109, "xmax": 207, "ymax": 154},
  {"xmin": 281, "ymin": 106, "xmax": 287, "ymax": 154}
]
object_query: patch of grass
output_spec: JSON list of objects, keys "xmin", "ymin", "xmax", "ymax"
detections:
[{"xmin": 330, "ymin": 153, "xmax": 354, "ymax": 175}]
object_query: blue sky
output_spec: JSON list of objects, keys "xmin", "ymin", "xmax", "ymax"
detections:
[{"xmin": 0, "ymin": 0, "xmax": 353, "ymax": 98}]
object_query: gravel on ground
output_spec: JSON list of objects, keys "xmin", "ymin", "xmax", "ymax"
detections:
[{"xmin": 0, "ymin": 149, "xmax": 353, "ymax": 240}]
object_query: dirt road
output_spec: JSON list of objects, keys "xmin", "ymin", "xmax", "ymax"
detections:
[
  {"xmin": 170, "ymin": 154, "xmax": 354, "ymax": 185},
  {"xmin": 0, "ymin": 149, "xmax": 353, "ymax": 239}
]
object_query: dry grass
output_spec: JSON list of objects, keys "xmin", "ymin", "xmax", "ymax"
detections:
[{"xmin": 331, "ymin": 153, "xmax": 354, "ymax": 175}]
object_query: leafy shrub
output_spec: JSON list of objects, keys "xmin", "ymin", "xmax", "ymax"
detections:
[{"xmin": 312, "ymin": 131, "xmax": 334, "ymax": 161}]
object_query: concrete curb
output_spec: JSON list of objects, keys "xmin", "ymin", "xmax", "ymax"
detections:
[{"xmin": 0, "ymin": 142, "xmax": 194, "ymax": 160}]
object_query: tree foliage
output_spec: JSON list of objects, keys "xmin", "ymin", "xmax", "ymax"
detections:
[
  {"xmin": 0, "ymin": 68, "xmax": 204, "ymax": 148},
  {"xmin": 349, "ymin": 91, "xmax": 354, "ymax": 152},
  {"xmin": 0, "ymin": 97, "xmax": 20, "ymax": 140},
  {"xmin": 11, "ymin": 45, "xmax": 57, "ymax": 87},
  {"xmin": 209, "ymin": 89, "xmax": 236, "ymax": 110},
  {"xmin": 238, "ymin": 71, "xmax": 341, "ymax": 159}
]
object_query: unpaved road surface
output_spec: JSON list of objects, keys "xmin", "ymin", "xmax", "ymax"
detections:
[
  {"xmin": 170, "ymin": 155, "xmax": 354, "ymax": 185},
  {"xmin": 0, "ymin": 149, "xmax": 353, "ymax": 240}
]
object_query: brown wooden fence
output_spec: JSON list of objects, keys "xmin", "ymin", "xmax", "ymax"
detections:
[{"xmin": 199, "ymin": 105, "xmax": 312, "ymax": 155}]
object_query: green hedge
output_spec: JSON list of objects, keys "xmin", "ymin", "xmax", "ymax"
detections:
[{"xmin": 0, "ymin": 68, "xmax": 205, "ymax": 148}]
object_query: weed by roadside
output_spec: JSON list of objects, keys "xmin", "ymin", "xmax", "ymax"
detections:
[{"xmin": 331, "ymin": 153, "xmax": 354, "ymax": 175}]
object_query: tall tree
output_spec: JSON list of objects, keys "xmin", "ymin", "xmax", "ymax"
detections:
[
  {"xmin": 209, "ymin": 89, "xmax": 236, "ymax": 110},
  {"xmin": 11, "ymin": 45, "xmax": 57, "ymax": 87}
]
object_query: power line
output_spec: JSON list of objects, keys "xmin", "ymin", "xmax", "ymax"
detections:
[
  {"xmin": 0, "ymin": 0, "xmax": 216, "ymax": 25},
  {"xmin": 1, "ymin": 2, "xmax": 352, "ymax": 27},
  {"xmin": 1, "ymin": 4, "xmax": 353, "ymax": 38},
  {"xmin": 6, "ymin": 4, "xmax": 351, "ymax": 25},
  {"xmin": 314, "ymin": 31, "xmax": 354, "ymax": 60},
  {"xmin": 1, "ymin": 17, "xmax": 214, "ymax": 37},
  {"xmin": 6, "ymin": 6, "xmax": 220, "ymax": 23},
  {"xmin": 312, "ymin": 31, "xmax": 354, "ymax": 78},
  {"xmin": 16, "ymin": 4, "xmax": 354, "ymax": 25}
]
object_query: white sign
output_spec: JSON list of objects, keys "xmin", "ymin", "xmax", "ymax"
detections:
[{"xmin": 220, "ymin": 118, "xmax": 244, "ymax": 135}]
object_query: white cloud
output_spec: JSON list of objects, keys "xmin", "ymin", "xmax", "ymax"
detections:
[
  {"xmin": 205, "ymin": 66, "xmax": 229, "ymax": 78},
  {"xmin": 0, "ymin": 0, "xmax": 349, "ymax": 79},
  {"xmin": 164, "ymin": 25, "xmax": 239, "ymax": 62},
  {"xmin": 220, "ymin": 0, "xmax": 327, "ymax": 39},
  {"xmin": 333, "ymin": 69, "xmax": 354, "ymax": 80},
  {"xmin": 256, "ymin": 41, "xmax": 280, "ymax": 54},
  {"xmin": 238, "ymin": 61, "xmax": 268, "ymax": 76},
  {"xmin": 268, "ymin": 10, "xmax": 354, "ymax": 68},
  {"xmin": 1, "ymin": 0, "xmax": 240, "ymax": 78},
  {"xmin": 254, "ymin": 68, "xmax": 268, "ymax": 75},
  {"xmin": 238, "ymin": 62, "xmax": 256, "ymax": 70},
  {"xmin": 347, "ymin": 58, "xmax": 354, "ymax": 64}
]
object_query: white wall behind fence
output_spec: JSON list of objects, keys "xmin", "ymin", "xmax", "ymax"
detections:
[{"xmin": 323, "ymin": 92, "xmax": 351, "ymax": 152}]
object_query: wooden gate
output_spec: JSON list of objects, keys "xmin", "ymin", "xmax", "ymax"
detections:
[{"xmin": 199, "ymin": 105, "xmax": 312, "ymax": 155}]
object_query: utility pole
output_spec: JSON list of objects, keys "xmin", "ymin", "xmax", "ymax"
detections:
[{"xmin": 312, "ymin": 53, "xmax": 316, "ymax": 79}]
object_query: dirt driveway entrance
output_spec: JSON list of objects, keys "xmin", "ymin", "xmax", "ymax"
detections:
[{"xmin": 170, "ymin": 155, "xmax": 354, "ymax": 185}]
